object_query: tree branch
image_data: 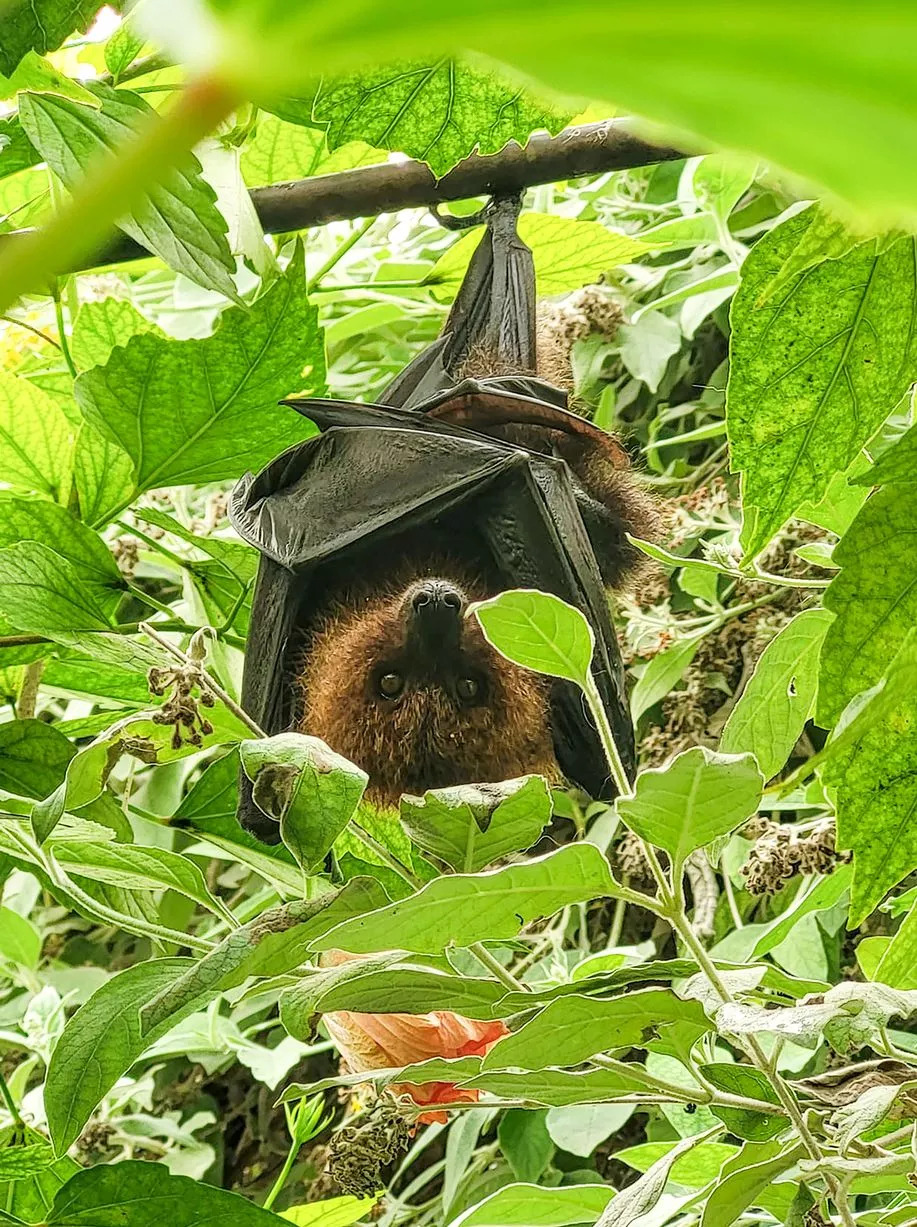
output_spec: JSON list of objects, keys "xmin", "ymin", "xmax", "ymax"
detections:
[{"xmin": 0, "ymin": 120, "xmax": 686, "ymax": 275}]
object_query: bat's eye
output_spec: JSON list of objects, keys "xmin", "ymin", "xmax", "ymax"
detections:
[
  {"xmin": 456, "ymin": 676, "xmax": 480, "ymax": 702},
  {"xmin": 378, "ymin": 672, "xmax": 404, "ymax": 700}
]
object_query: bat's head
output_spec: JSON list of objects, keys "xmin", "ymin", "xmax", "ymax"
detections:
[{"xmin": 297, "ymin": 570, "xmax": 558, "ymax": 807}]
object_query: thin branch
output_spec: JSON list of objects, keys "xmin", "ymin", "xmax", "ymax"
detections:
[{"xmin": 0, "ymin": 121, "xmax": 685, "ymax": 276}]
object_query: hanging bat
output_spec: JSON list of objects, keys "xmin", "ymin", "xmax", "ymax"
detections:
[{"xmin": 229, "ymin": 196, "xmax": 656, "ymax": 842}]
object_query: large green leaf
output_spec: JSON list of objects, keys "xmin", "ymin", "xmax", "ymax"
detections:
[
  {"xmin": 72, "ymin": 423, "xmax": 137, "ymax": 527},
  {"xmin": 473, "ymin": 589, "xmax": 594, "ymax": 686},
  {"xmin": 45, "ymin": 958, "xmax": 195, "ymax": 1154},
  {"xmin": 819, "ymin": 486, "xmax": 917, "ymax": 724},
  {"xmin": 74, "ymin": 245, "xmax": 323, "ymax": 493},
  {"xmin": 700, "ymin": 1140, "xmax": 805, "ymax": 1227},
  {"xmin": 428, "ymin": 213, "xmax": 651, "ymax": 299},
  {"xmin": 617, "ymin": 747, "xmax": 763, "ymax": 869},
  {"xmin": 822, "ymin": 686, "xmax": 917, "ymax": 926},
  {"xmin": 720, "ymin": 609, "xmax": 832, "ymax": 778},
  {"xmin": 450, "ymin": 1184, "xmax": 613, "ymax": 1227},
  {"xmin": 0, "ymin": 371, "xmax": 75, "ymax": 501},
  {"xmin": 38, "ymin": 1161, "xmax": 282, "ymax": 1224},
  {"xmin": 313, "ymin": 57, "xmax": 572, "ymax": 178},
  {"xmin": 460, "ymin": 1065, "xmax": 663, "ymax": 1107},
  {"xmin": 400, "ymin": 776, "xmax": 553, "ymax": 872},
  {"xmin": 727, "ymin": 210, "xmax": 917, "ymax": 558},
  {"xmin": 0, "ymin": 0, "xmax": 101, "ymax": 76},
  {"xmin": 855, "ymin": 421, "xmax": 917, "ymax": 488},
  {"xmin": 0, "ymin": 905, "xmax": 41, "ymax": 969},
  {"xmin": 19, "ymin": 84, "xmax": 238, "ymax": 301},
  {"xmin": 281, "ymin": 960, "xmax": 506, "ymax": 1037},
  {"xmin": 241, "ymin": 114, "xmax": 380, "ymax": 185},
  {"xmin": 138, "ymin": 882, "xmax": 387, "ymax": 1034},
  {"xmin": 0, "ymin": 719, "xmax": 74, "ymax": 800},
  {"xmin": 0, "ymin": 542, "xmax": 115, "ymax": 635},
  {"xmin": 312, "ymin": 843, "xmax": 617, "ymax": 955},
  {"xmin": 480, "ymin": 989, "xmax": 710, "ymax": 1071},
  {"xmin": 0, "ymin": 495, "xmax": 124, "ymax": 606},
  {"xmin": 240, "ymin": 732, "xmax": 367, "ymax": 872},
  {"xmin": 71, "ymin": 298, "xmax": 162, "ymax": 371}
]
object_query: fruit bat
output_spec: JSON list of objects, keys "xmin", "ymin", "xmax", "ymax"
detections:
[{"xmin": 230, "ymin": 195, "xmax": 652, "ymax": 842}]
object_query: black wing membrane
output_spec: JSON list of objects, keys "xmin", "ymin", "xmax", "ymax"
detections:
[{"xmin": 230, "ymin": 193, "xmax": 637, "ymax": 840}]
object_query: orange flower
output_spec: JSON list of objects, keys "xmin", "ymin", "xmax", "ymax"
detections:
[{"xmin": 322, "ymin": 955, "xmax": 508, "ymax": 1124}]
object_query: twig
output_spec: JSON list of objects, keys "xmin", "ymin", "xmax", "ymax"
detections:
[{"xmin": 15, "ymin": 660, "xmax": 44, "ymax": 719}]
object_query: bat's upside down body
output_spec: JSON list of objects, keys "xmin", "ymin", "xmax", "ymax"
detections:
[{"xmin": 294, "ymin": 411, "xmax": 657, "ymax": 808}]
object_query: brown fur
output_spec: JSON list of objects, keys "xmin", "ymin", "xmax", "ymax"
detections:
[{"xmin": 298, "ymin": 557, "xmax": 559, "ymax": 808}]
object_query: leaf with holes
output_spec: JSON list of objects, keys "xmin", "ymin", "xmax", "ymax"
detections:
[{"xmin": 313, "ymin": 57, "xmax": 572, "ymax": 178}]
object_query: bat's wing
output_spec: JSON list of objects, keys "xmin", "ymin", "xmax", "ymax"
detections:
[{"xmin": 230, "ymin": 412, "xmax": 633, "ymax": 838}]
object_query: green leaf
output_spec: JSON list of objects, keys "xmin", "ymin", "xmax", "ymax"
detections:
[
  {"xmin": 314, "ymin": 57, "xmax": 572, "ymax": 179},
  {"xmin": 240, "ymin": 733, "xmax": 367, "ymax": 872},
  {"xmin": 0, "ymin": 370, "xmax": 74, "ymax": 500},
  {"xmin": 727, "ymin": 210, "xmax": 917, "ymax": 558},
  {"xmin": 0, "ymin": 905, "xmax": 41, "ymax": 969},
  {"xmin": 498, "ymin": 1111, "xmax": 553, "ymax": 1183},
  {"xmin": 282, "ymin": 961, "xmax": 506, "ymax": 1035},
  {"xmin": 280, "ymin": 1196, "xmax": 381, "ymax": 1226},
  {"xmin": 51, "ymin": 840, "xmax": 231, "ymax": 921},
  {"xmin": 481, "ymin": 989, "xmax": 711, "ymax": 1072},
  {"xmin": 875, "ymin": 899, "xmax": 917, "ymax": 989},
  {"xmin": 0, "ymin": 1141, "xmax": 54, "ymax": 1181},
  {"xmin": 312, "ymin": 843, "xmax": 617, "ymax": 956},
  {"xmin": 0, "ymin": 1123, "xmax": 78, "ymax": 1222},
  {"xmin": 617, "ymin": 310, "xmax": 683, "ymax": 393},
  {"xmin": 545, "ymin": 1103, "xmax": 634, "ymax": 1158},
  {"xmin": 71, "ymin": 299, "xmax": 161, "ymax": 371},
  {"xmin": 616, "ymin": 1140, "xmax": 736, "ymax": 1187},
  {"xmin": 72, "ymin": 424, "xmax": 137, "ymax": 527},
  {"xmin": 139, "ymin": 883, "xmax": 387, "ymax": 1035},
  {"xmin": 751, "ymin": 862, "xmax": 853, "ymax": 958},
  {"xmin": 0, "ymin": 495, "xmax": 124, "ymax": 601},
  {"xmin": 241, "ymin": 114, "xmax": 379, "ymax": 185},
  {"xmin": 720, "ymin": 609, "xmax": 832, "ymax": 778},
  {"xmin": 0, "ymin": 542, "xmax": 114, "ymax": 636},
  {"xmin": 755, "ymin": 204, "xmax": 862, "ymax": 307},
  {"xmin": 45, "ymin": 958, "xmax": 195, "ymax": 1154},
  {"xmin": 428, "ymin": 213, "xmax": 652, "ymax": 298},
  {"xmin": 41, "ymin": 1161, "xmax": 282, "ymax": 1224},
  {"xmin": 400, "ymin": 776, "xmax": 552, "ymax": 872},
  {"xmin": 690, "ymin": 154, "xmax": 757, "ymax": 225},
  {"xmin": 630, "ymin": 634, "xmax": 703, "ymax": 721},
  {"xmin": 459, "ymin": 1065, "xmax": 662, "ymax": 1107},
  {"xmin": 592, "ymin": 1130, "xmax": 712, "ymax": 1227},
  {"xmin": 279, "ymin": 1055, "xmax": 483, "ymax": 1104},
  {"xmin": 472, "ymin": 590, "xmax": 593, "ymax": 686},
  {"xmin": 617, "ymin": 747, "xmax": 763, "ymax": 868},
  {"xmin": 855, "ymin": 421, "xmax": 917, "ymax": 488},
  {"xmin": 450, "ymin": 1184, "xmax": 613, "ymax": 1227},
  {"xmin": 700, "ymin": 1139, "xmax": 805, "ymax": 1227},
  {"xmin": 819, "ymin": 485, "xmax": 917, "ymax": 724},
  {"xmin": 700, "ymin": 1064, "xmax": 784, "ymax": 1141},
  {"xmin": 0, "ymin": 117, "xmax": 40, "ymax": 181},
  {"xmin": 0, "ymin": 0, "xmax": 101, "ymax": 76},
  {"xmin": 103, "ymin": 17, "xmax": 144, "ymax": 82},
  {"xmin": 818, "ymin": 641, "xmax": 917, "ymax": 925},
  {"xmin": 19, "ymin": 85, "xmax": 239, "ymax": 301},
  {"xmin": 74, "ymin": 244, "xmax": 323, "ymax": 493},
  {"xmin": 0, "ymin": 719, "xmax": 74, "ymax": 799}
]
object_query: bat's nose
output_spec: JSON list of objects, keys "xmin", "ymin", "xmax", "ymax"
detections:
[{"xmin": 410, "ymin": 580, "xmax": 464, "ymax": 621}]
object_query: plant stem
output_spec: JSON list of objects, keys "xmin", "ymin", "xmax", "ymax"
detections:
[
  {"xmin": 352, "ymin": 820, "xmax": 420, "ymax": 889},
  {"xmin": 0, "ymin": 314, "xmax": 62, "ymax": 349},
  {"xmin": 262, "ymin": 1135, "xmax": 299, "ymax": 1211},
  {"xmin": 15, "ymin": 660, "xmax": 44, "ymax": 720},
  {"xmin": 469, "ymin": 941, "xmax": 528, "ymax": 993},
  {"xmin": 52, "ymin": 288, "xmax": 77, "ymax": 378},
  {"xmin": 308, "ymin": 216, "xmax": 376, "ymax": 290},
  {"xmin": 116, "ymin": 519, "xmax": 187, "ymax": 569},
  {"xmin": 0, "ymin": 73, "xmax": 241, "ymax": 314},
  {"xmin": 0, "ymin": 1069, "xmax": 23, "ymax": 1128}
]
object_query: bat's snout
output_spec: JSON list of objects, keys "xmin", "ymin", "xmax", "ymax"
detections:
[{"xmin": 404, "ymin": 579, "xmax": 466, "ymax": 653}]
